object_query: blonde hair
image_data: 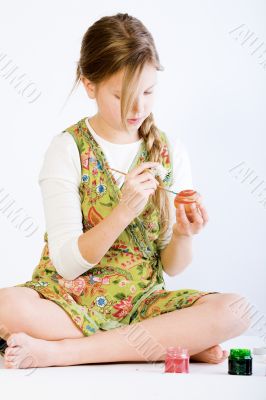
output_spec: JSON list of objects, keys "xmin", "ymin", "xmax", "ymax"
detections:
[{"xmin": 68, "ymin": 13, "xmax": 171, "ymax": 241}]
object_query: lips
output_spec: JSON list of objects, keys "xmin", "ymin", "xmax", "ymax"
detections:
[{"xmin": 127, "ymin": 117, "xmax": 143, "ymax": 124}]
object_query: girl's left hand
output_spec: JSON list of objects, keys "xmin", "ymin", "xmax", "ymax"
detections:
[{"xmin": 172, "ymin": 203, "xmax": 209, "ymax": 238}]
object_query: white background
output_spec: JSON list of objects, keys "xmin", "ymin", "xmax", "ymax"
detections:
[{"xmin": 0, "ymin": 0, "xmax": 265, "ymax": 334}]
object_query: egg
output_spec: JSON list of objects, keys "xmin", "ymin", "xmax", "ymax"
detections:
[{"xmin": 174, "ymin": 189, "xmax": 202, "ymax": 222}]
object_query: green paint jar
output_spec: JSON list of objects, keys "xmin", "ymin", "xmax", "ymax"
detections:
[{"xmin": 228, "ymin": 348, "xmax": 252, "ymax": 375}]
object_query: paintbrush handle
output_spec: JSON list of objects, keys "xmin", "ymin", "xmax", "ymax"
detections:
[{"xmin": 108, "ymin": 167, "xmax": 178, "ymax": 195}]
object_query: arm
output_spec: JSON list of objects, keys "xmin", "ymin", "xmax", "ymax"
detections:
[
  {"xmin": 39, "ymin": 132, "xmax": 100, "ymax": 281},
  {"xmin": 158, "ymin": 136, "xmax": 194, "ymax": 277},
  {"xmin": 160, "ymin": 230, "xmax": 193, "ymax": 277},
  {"xmin": 77, "ymin": 202, "xmax": 135, "ymax": 265},
  {"xmin": 39, "ymin": 131, "xmax": 136, "ymax": 280}
]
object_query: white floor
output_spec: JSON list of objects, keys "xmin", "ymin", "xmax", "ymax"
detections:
[{"xmin": 0, "ymin": 334, "xmax": 265, "ymax": 400}]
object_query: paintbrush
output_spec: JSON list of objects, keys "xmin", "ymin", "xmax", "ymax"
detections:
[{"xmin": 108, "ymin": 166, "xmax": 178, "ymax": 195}]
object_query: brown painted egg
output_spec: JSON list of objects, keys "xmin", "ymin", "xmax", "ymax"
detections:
[{"xmin": 174, "ymin": 190, "xmax": 202, "ymax": 222}]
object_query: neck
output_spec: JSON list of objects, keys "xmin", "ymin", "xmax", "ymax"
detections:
[{"xmin": 89, "ymin": 114, "xmax": 141, "ymax": 144}]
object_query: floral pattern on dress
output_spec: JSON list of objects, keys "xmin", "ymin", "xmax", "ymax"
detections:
[{"xmin": 0, "ymin": 116, "xmax": 219, "ymax": 355}]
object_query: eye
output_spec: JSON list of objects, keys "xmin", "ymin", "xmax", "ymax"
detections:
[{"xmin": 114, "ymin": 91, "xmax": 153, "ymax": 99}]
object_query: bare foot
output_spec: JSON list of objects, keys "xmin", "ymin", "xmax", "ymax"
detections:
[
  {"xmin": 4, "ymin": 332, "xmax": 62, "ymax": 369},
  {"xmin": 190, "ymin": 344, "xmax": 229, "ymax": 364}
]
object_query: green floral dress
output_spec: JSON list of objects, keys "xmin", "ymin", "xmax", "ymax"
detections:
[{"xmin": 0, "ymin": 117, "xmax": 218, "ymax": 356}]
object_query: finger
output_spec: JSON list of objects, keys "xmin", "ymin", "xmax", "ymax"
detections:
[
  {"xmin": 190, "ymin": 203, "xmax": 204, "ymax": 225},
  {"xmin": 135, "ymin": 171, "xmax": 159, "ymax": 184},
  {"xmin": 197, "ymin": 204, "xmax": 209, "ymax": 224},
  {"xmin": 176, "ymin": 203, "xmax": 190, "ymax": 224},
  {"xmin": 129, "ymin": 162, "xmax": 160, "ymax": 178},
  {"xmin": 195, "ymin": 204, "xmax": 203, "ymax": 219},
  {"xmin": 141, "ymin": 180, "xmax": 158, "ymax": 190}
]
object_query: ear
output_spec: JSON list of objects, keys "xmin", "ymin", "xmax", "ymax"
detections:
[{"xmin": 80, "ymin": 75, "xmax": 97, "ymax": 99}]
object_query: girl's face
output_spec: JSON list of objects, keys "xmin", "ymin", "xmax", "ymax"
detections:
[{"xmin": 81, "ymin": 63, "xmax": 158, "ymax": 136}]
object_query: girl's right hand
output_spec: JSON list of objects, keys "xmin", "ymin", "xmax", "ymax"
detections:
[{"xmin": 118, "ymin": 161, "xmax": 160, "ymax": 219}]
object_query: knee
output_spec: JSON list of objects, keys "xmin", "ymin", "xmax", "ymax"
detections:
[
  {"xmin": 0, "ymin": 288, "xmax": 19, "ymax": 318},
  {"xmin": 0, "ymin": 287, "xmax": 23, "ymax": 301},
  {"xmin": 0, "ymin": 288, "xmax": 35, "ymax": 333},
  {"xmin": 0, "ymin": 287, "xmax": 10, "ymax": 299},
  {"xmin": 0, "ymin": 288, "xmax": 17, "ymax": 338},
  {"xmin": 207, "ymin": 292, "xmax": 252, "ymax": 336}
]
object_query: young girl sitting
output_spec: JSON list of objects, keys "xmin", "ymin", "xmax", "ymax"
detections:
[{"xmin": 0, "ymin": 12, "xmax": 250, "ymax": 369}]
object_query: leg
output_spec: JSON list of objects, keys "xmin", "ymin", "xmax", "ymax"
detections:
[
  {"xmin": 4, "ymin": 292, "xmax": 251, "ymax": 368},
  {"xmin": 189, "ymin": 293, "xmax": 233, "ymax": 363},
  {"xmin": 0, "ymin": 287, "xmax": 84, "ymax": 340},
  {"xmin": 122, "ymin": 290, "xmax": 239, "ymax": 364}
]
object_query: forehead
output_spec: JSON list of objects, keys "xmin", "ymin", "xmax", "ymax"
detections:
[{"xmin": 105, "ymin": 63, "xmax": 157, "ymax": 90}]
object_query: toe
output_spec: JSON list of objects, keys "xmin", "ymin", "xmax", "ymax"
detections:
[
  {"xmin": 208, "ymin": 345, "xmax": 223, "ymax": 360},
  {"xmin": 213, "ymin": 345, "xmax": 223, "ymax": 358},
  {"xmin": 5, "ymin": 348, "xmax": 12, "ymax": 356},
  {"xmin": 222, "ymin": 350, "xmax": 229, "ymax": 358},
  {"xmin": 7, "ymin": 332, "xmax": 27, "ymax": 348},
  {"xmin": 4, "ymin": 359, "xmax": 18, "ymax": 369},
  {"xmin": 7, "ymin": 334, "xmax": 17, "ymax": 347},
  {"xmin": 5, "ymin": 347, "xmax": 18, "ymax": 357},
  {"xmin": 205, "ymin": 345, "xmax": 228, "ymax": 363},
  {"xmin": 5, "ymin": 355, "xmax": 16, "ymax": 362}
]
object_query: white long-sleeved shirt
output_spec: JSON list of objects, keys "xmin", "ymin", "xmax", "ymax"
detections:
[{"xmin": 38, "ymin": 117, "xmax": 193, "ymax": 280}]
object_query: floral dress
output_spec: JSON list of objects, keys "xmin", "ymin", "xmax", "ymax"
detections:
[{"xmin": 0, "ymin": 117, "xmax": 218, "ymax": 356}]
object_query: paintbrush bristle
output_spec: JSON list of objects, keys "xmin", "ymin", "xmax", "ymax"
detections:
[{"xmin": 149, "ymin": 164, "xmax": 168, "ymax": 181}]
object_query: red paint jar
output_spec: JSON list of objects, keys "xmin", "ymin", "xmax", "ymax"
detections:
[{"xmin": 164, "ymin": 346, "xmax": 190, "ymax": 373}]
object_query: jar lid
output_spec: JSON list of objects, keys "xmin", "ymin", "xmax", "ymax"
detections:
[
  {"xmin": 166, "ymin": 346, "xmax": 189, "ymax": 357},
  {"xmin": 230, "ymin": 348, "xmax": 251, "ymax": 358}
]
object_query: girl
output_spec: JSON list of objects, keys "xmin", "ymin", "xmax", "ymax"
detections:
[{"xmin": 0, "ymin": 13, "xmax": 250, "ymax": 369}]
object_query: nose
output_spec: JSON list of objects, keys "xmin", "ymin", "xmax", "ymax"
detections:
[{"xmin": 131, "ymin": 96, "xmax": 144, "ymax": 116}]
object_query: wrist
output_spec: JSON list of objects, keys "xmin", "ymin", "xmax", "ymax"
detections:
[
  {"xmin": 172, "ymin": 224, "xmax": 192, "ymax": 240},
  {"xmin": 115, "ymin": 202, "xmax": 137, "ymax": 224}
]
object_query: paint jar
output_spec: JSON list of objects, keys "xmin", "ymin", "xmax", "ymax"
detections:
[
  {"xmin": 228, "ymin": 348, "xmax": 252, "ymax": 375},
  {"xmin": 164, "ymin": 346, "xmax": 190, "ymax": 373}
]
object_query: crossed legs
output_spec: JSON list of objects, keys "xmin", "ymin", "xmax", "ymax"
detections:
[{"xmin": 0, "ymin": 287, "xmax": 251, "ymax": 368}]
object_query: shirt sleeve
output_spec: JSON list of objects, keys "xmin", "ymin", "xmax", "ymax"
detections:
[
  {"xmin": 38, "ymin": 131, "xmax": 98, "ymax": 281},
  {"xmin": 156, "ymin": 136, "xmax": 194, "ymax": 251}
]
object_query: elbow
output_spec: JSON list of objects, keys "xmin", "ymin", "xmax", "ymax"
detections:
[
  {"xmin": 164, "ymin": 268, "xmax": 180, "ymax": 278},
  {"xmin": 48, "ymin": 235, "xmax": 97, "ymax": 281},
  {"xmin": 77, "ymin": 235, "xmax": 100, "ymax": 265},
  {"xmin": 56, "ymin": 266, "xmax": 80, "ymax": 281},
  {"xmin": 164, "ymin": 268, "xmax": 184, "ymax": 278},
  {"xmin": 51, "ymin": 258, "xmax": 81, "ymax": 281},
  {"xmin": 48, "ymin": 241, "xmax": 81, "ymax": 281},
  {"xmin": 161, "ymin": 261, "xmax": 177, "ymax": 277},
  {"xmin": 163, "ymin": 258, "xmax": 193, "ymax": 278}
]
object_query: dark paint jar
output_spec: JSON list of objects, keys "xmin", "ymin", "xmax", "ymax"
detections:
[{"xmin": 228, "ymin": 348, "xmax": 252, "ymax": 375}]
